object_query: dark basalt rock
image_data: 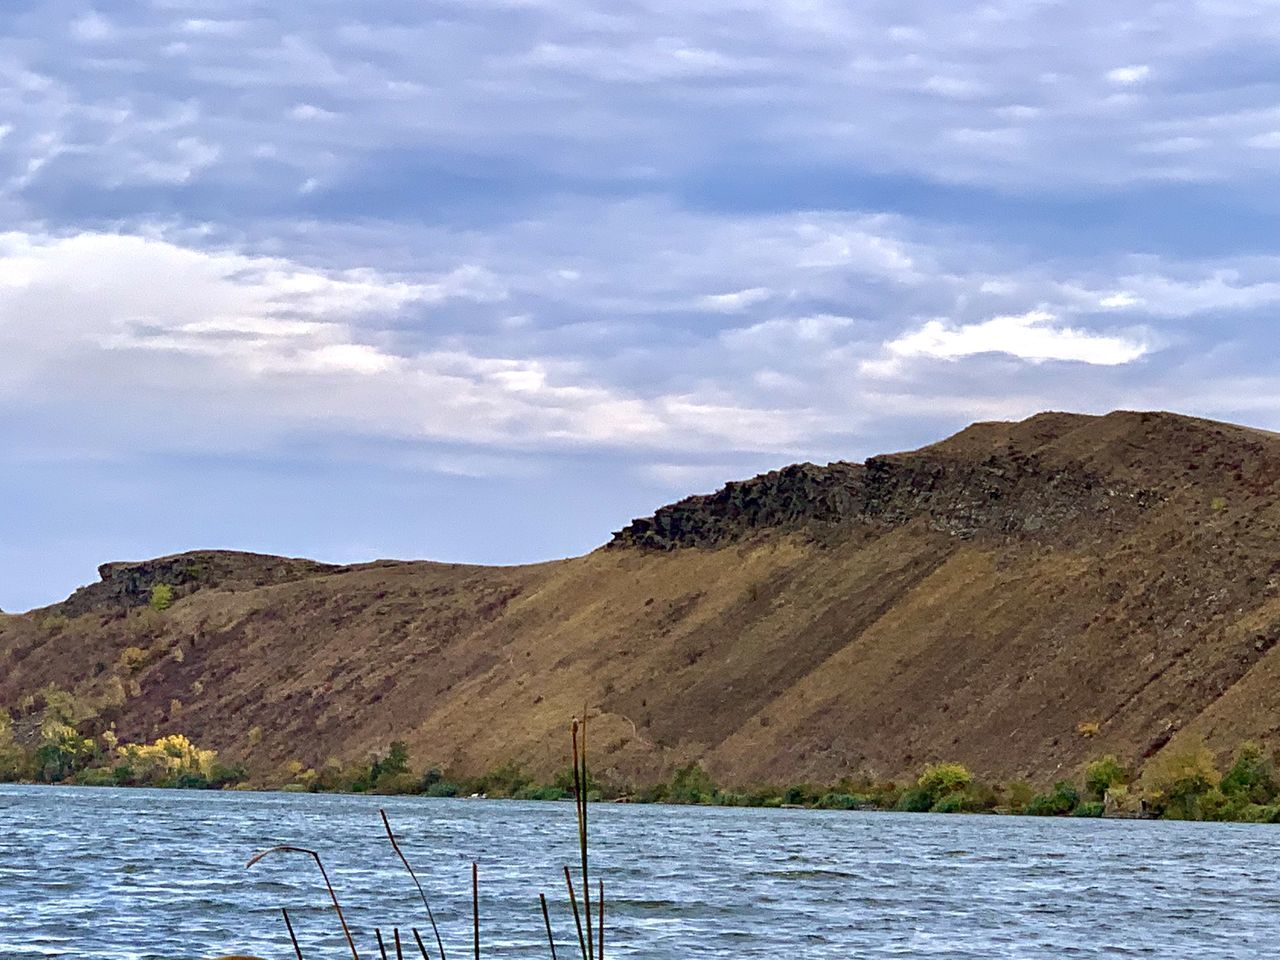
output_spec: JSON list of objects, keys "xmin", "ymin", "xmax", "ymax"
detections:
[
  {"xmin": 56, "ymin": 550, "xmax": 343, "ymax": 617},
  {"xmin": 610, "ymin": 450, "xmax": 1162, "ymax": 551}
]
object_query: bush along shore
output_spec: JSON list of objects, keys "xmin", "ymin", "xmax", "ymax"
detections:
[
  {"xmin": 7, "ymin": 693, "xmax": 1280, "ymax": 825},
  {"xmin": 311, "ymin": 740, "xmax": 1280, "ymax": 824}
]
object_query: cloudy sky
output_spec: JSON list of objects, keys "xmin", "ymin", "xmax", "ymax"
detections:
[{"xmin": 4, "ymin": 0, "xmax": 1280, "ymax": 609}]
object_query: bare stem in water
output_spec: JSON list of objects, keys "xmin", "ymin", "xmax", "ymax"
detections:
[
  {"xmin": 471, "ymin": 862, "xmax": 481, "ymax": 960},
  {"xmin": 540, "ymin": 893, "xmax": 558, "ymax": 960},
  {"xmin": 281, "ymin": 908, "xmax": 305, "ymax": 960},
  {"xmin": 380, "ymin": 809, "xmax": 448, "ymax": 960},
  {"xmin": 563, "ymin": 866, "xmax": 588, "ymax": 960},
  {"xmin": 246, "ymin": 845, "xmax": 360, "ymax": 960}
]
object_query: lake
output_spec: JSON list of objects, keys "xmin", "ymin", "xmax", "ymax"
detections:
[{"xmin": 2, "ymin": 784, "xmax": 1279, "ymax": 958}]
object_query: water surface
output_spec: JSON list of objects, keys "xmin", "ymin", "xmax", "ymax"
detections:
[{"xmin": 1, "ymin": 785, "xmax": 1278, "ymax": 958}]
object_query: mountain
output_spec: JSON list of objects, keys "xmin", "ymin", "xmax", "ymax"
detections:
[{"xmin": 5, "ymin": 409, "xmax": 1280, "ymax": 789}]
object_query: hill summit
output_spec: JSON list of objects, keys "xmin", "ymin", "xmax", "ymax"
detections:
[{"xmin": 5, "ymin": 409, "xmax": 1280, "ymax": 789}]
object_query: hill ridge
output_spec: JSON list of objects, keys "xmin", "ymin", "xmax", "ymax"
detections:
[{"xmin": 7, "ymin": 408, "xmax": 1280, "ymax": 790}]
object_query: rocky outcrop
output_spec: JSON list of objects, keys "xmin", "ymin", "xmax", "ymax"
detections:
[
  {"xmin": 56, "ymin": 550, "xmax": 343, "ymax": 617},
  {"xmin": 610, "ymin": 448, "xmax": 1162, "ymax": 550}
]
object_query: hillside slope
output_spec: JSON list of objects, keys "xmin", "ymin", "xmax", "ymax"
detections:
[{"xmin": 5, "ymin": 409, "xmax": 1280, "ymax": 788}]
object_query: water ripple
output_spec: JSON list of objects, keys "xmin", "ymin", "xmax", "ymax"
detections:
[{"xmin": 2, "ymin": 786, "xmax": 1280, "ymax": 958}]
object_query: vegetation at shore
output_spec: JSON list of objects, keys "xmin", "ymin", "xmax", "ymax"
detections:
[
  {"xmin": 5, "ymin": 678, "xmax": 1280, "ymax": 825},
  {"xmin": 0, "ymin": 685, "xmax": 243, "ymax": 789},
  {"xmin": 334, "ymin": 741, "xmax": 1280, "ymax": 824}
]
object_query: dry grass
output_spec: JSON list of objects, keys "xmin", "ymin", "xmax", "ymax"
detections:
[{"xmin": 12, "ymin": 410, "xmax": 1280, "ymax": 791}]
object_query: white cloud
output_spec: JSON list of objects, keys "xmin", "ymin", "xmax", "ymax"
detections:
[
  {"xmin": 3, "ymin": 0, "xmax": 1279, "ymax": 198},
  {"xmin": 1107, "ymin": 64, "xmax": 1151, "ymax": 85},
  {"xmin": 70, "ymin": 12, "xmax": 115, "ymax": 43},
  {"xmin": 883, "ymin": 310, "xmax": 1150, "ymax": 367},
  {"xmin": 697, "ymin": 287, "xmax": 772, "ymax": 312},
  {"xmin": 923, "ymin": 75, "xmax": 987, "ymax": 99},
  {"xmin": 290, "ymin": 104, "xmax": 339, "ymax": 122},
  {"xmin": 1099, "ymin": 292, "xmax": 1140, "ymax": 308},
  {"xmin": 180, "ymin": 19, "xmax": 246, "ymax": 37},
  {"xmin": 0, "ymin": 227, "xmax": 843, "ymax": 457},
  {"xmin": 131, "ymin": 137, "xmax": 221, "ymax": 184}
]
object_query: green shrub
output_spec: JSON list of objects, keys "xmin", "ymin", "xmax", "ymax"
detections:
[
  {"xmin": 209, "ymin": 762, "xmax": 247, "ymax": 788},
  {"xmin": 74, "ymin": 766, "xmax": 118, "ymax": 787},
  {"xmin": 930, "ymin": 792, "xmax": 971, "ymax": 814},
  {"xmin": 668, "ymin": 763, "xmax": 718, "ymax": 804},
  {"xmin": 552, "ymin": 764, "xmax": 601, "ymax": 796},
  {"xmin": 148, "ymin": 584, "xmax": 174, "ymax": 612},
  {"xmin": 816, "ymin": 792, "xmax": 865, "ymax": 810},
  {"xmin": 866, "ymin": 781, "xmax": 902, "ymax": 809},
  {"xmin": 167, "ymin": 771, "xmax": 213, "ymax": 790},
  {"xmin": 917, "ymin": 763, "xmax": 973, "ymax": 802},
  {"xmin": 472, "ymin": 760, "xmax": 533, "ymax": 797},
  {"xmin": 1071, "ymin": 801, "xmax": 1105, "ymax": 818},
  {"xmin": 1144, "ymin": 741, "xmax": 1221, "ymax": 820},
  {"xmin": 374, "ymin": 772, "xmax": 419, "ymax": 795},
  {"xmin": 1239, "ymin": 803, "xmax": 1280, "ymax": 824},
  {"xmin": 425, "ymin": 780, "xmax": 461, "ymax": 798},
  {"xmin": 1084, "ymin": 755, "xmax": 1127, "ymax": 801},
  {"xmin": 896, "ymin": 787, "xmax": 934, "ymax": 813},
  {"xmin": 369, "ymin": 741, "xmax": 410, "ymax": 788},
  {"xmin": 631, "ymin": 782, "xmax": 667, "ymax": 804},
  {"xmin": 783, "ymin": 783, "xmax": 820, "ymax": 806},
  {"xmin": 1024, "ymin": 781, "xmax": 1080, "ymax": 816},
  {"xmin": 1221, "ymin": 742, "xmax": 1277, "ymax": 804},
  {"xmin": 513, "ymin": 785, "xmax": 567, "ymax": 801}
]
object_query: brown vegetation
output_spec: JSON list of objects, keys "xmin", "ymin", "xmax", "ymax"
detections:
[{"xmin": 5, "ymin": 409, "xmax": 1280, "ymax": 791}]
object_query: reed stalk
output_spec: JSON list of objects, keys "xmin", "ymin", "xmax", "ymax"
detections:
[
  {"xmin": 281, "ymin": 908, "xmax": 305, "ymax": 960},
  {"xmin": 539, "ymin": 893, "xmax": 558, "ymax": 960},
  {"xmin": 572, "ymin": 717, "xmax": 593, "ymax": 960},
  {"xmin": 246, "ymin": 845, "xmax": 360, "ymax": 960},
  {"xmin": 411, "ymin": 928, "xmax": 432, "ymax": 959},
  {"xmin": 472, "ymin": 862, "xmax": 480, "ymax": 960},
  {"xmin": 376, "ymin": 929, "xmax": 390, "ymax": 960},
  {"xmin": 563, "ymin": 866, "xmax": 588, "ymax": 960},
  {"xmin": 380, "ymin": 809, "xmax": 448, "ymax": 960}
]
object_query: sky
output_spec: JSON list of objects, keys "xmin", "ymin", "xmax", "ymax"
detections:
[{"xmin": 5, "ymin": 0, "xmax": 1280, "ymax": 610}]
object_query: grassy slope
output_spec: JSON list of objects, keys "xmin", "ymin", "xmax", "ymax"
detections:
[{"xmin": 5, "ymin": 409, "xmax": 1280, "ymax": 789}]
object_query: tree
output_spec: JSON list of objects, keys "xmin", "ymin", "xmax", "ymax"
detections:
[
  {"xmin": 1143, "ymin": 739, "xmax": 1221, "ymax": 819},
  {"xmin": 917, "ymin": 763, "xmax": 973, "ymax": 803},
  {"xmin": 1221, "ymin": 742, "xmax": 1277, "ymax": 804},
  {"xmin": 149, "ymin": 583, "xmax": 174, "ymax": 612},
  {"xmin": 1084, "ymin": 755, "xmax": 1127, "ymax": 800}
]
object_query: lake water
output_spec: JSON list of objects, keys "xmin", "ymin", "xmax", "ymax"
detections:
[{"xmin": 3, "ymin": 785, "xmax": 1280, "ymax": 958}]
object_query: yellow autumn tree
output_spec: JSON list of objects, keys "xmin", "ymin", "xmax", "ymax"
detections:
[{"xmin": 116, "ymin": 734, "xmax": 219, "ymax": 785}]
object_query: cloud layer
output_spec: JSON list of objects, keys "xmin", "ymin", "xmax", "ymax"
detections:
[{"xmin": 4, "ymin": 1, "xmax": 1280, "ymax": 608}]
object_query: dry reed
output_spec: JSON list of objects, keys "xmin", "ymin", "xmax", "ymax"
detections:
[{"xmin": 234, "ymin": 714, "xmax": 605, "ymax": 959}]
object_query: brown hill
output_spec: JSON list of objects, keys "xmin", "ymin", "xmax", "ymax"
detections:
[{"xmin": 5, "ymin": 409, "xmax": 1280, "ymax": 789}]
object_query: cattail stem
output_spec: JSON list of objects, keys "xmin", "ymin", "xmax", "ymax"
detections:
[
  {"xmin": 246, "ymin": 846, "xmax": 360, "ymax": 960},
  {"xmin": 412, "ymin": 928, "xmax": 432, "ymax": 960},
  {"xmin": 563, "ymin": 865, "xmax": 588, "ymax": 960},
  {"xmin": 394, "ymin": 928, "xmax": 405, "ymax": 960},
  {"xmin": 472, "ymin": 862, "xmax": 480, "ymax": 960},
  {"xmin": 282, "ymin": 908, "xmax": 305, "ymax": 960},
  {"xmin": 572, "ymin": 717, "xmax": 593, "ymax": 960},
  {"xmin": 380, "ymin": 810, "xmax": 448, "ymax": 960},
  {"xmin": 539, "ymin": 893, "xmax": 558, "ymax": 960},
  {"xmin": 376, "ymin": 929, "xmax": 390, "ymax": 960},
  {"xmin": 596, "ymin": 879, "xmax": 604, "ymax": 960}
]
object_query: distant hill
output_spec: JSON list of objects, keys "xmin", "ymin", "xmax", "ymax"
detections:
[{"xmin": 5, "ymin": 409, "xmax": 1280, "ymax": 789}]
